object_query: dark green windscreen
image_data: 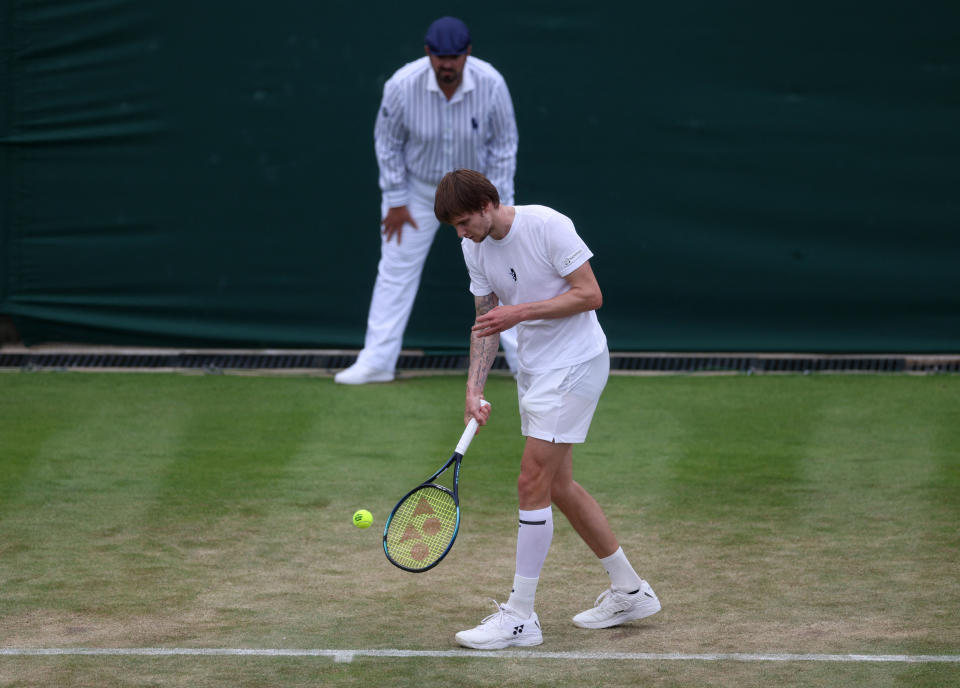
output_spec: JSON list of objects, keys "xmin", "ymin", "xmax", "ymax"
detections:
[{"xmin": 2, "ymin": 1, "xmax": 958, "ymax": 351}]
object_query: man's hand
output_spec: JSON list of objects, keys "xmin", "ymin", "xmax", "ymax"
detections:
[
  {"xmin": 381, "ymin": 206, "xmax": 418, "ymax": 243},
  {"xmin": 465, "ymin": 394, "xmax": 491, "ymax": 428},
  {"xmin": 472, "ymin": 262, "xmax": 602, "ymax": 337},
  {"xmin": 472, "ymin": 304, "xmax": 523, "ymax": 338}
]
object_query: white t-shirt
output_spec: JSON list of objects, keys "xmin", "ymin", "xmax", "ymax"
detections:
[{"xmin": 461, "ymin": 205, "xmax": 608, "ymax": 374}]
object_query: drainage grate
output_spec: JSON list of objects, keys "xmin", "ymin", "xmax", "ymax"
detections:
[
  {"xmin": 178, "ymin": 353, "xmax": 321, "ymax": 370},
  {"xmin": 610, "ymin": 355, "xmax": 917, "ymax": 374},
  {"xmin": 756, "ymin": 357, "xmax": 906, "ymax": 374},
  {"xmin": 612, "ymin": 356, "xmax": 752, "ymax": 373},
  {"xmin": 0, "ymin": 351, "xmax": 957, "ymax": 374},
  {"xmin": 906, "ymin": 358, "xmax": 960, "ymax": 374}
]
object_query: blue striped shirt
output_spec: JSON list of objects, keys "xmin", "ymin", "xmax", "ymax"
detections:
[{"xmin": 375, "ymin": 56, "xmax": 518, "ymax": 208}]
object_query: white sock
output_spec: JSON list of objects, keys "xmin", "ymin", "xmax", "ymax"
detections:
[
  {"xmin": 599, "ymin": 546, "xmax": 643, "ymax": 592},
  {"xmin": 506, "ymin": 574, "xmax": 538, "ymax": 618},
  {"xmin": 515, "ymin": 506, "xmax": 553, "ymax": 578},
  {"xmin": 505, "ymin": 506, "xmax": 553, "ymax": 617}
]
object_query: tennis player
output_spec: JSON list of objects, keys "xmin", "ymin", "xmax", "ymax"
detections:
[{"xmin": 434, "ymin": 169, "xmax": 661, "ymax": 649}]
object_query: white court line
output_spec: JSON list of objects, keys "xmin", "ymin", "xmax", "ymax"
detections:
[{"xmin": 1, "ymin": 648, "xmax": 958, "ymax": 663}]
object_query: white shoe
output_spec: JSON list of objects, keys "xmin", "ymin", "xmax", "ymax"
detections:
[
  {"xmin": 572, "ymin": 580, "xmax": 661, "ymax": 629},
  {"xmin": 334, "ymin": 362, "xmax": 394, "ymax": 385},
  {"xmin": 455, "ymin": 601, "xmax": 543, "ymax": 650}
]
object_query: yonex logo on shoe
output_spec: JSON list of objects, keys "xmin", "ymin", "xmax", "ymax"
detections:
[{"xmin": 513, "ymin": 625, "xmax": 524, "ymax": 635}]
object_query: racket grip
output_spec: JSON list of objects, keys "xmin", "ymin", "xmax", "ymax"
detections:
[{"xmin": 457, "ymin": 400, "xmax": 490, "ymax": 455}]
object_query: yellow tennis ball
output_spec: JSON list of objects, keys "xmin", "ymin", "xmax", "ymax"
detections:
[{"xmin": 353, "ymin": 509, "xmax": 373, "ymax": 529}]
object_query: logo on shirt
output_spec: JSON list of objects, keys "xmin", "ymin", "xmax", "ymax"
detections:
[
  {"xmin": 562, "ymin": 249, "xmax": 584, "ymax": 269},
  {"xmin": 471, "ymin": 117, "xmax": 478, "ymax": 129},
  {"xmin": 509, "ymin": 268, "xmax": 517, "ymax": 282}
]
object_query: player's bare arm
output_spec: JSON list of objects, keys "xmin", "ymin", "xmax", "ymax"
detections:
[
  {"xmin": 466, "ymin": 292, "xmax": 499, "ymax": 426},
  {"xmin": 472, "ymin": 261, "xmax": 602, "ymax": 337}
]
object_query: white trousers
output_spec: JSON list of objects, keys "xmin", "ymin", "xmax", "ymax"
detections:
[{"xmin": 356, "ymin": 177, "xmax": 518, "ymax": 373}]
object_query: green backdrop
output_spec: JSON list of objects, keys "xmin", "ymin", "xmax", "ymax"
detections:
[{"xmin": 2, "ymin": 1, "xmax": 958, "ymax": 351}]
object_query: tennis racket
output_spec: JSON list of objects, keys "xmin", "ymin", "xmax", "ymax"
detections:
[{"xmin": 383, "ymin": 400, "xmax": 490, "ymax": 573}]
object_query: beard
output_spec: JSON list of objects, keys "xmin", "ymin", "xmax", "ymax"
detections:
[{"xmin": 437, "ymin": 69, "xmax": 459, "ymax": 84}]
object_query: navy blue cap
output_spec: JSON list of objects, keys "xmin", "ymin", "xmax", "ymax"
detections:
[{"xmin": 424, "ymin": 16, "xmax": 471, "ymax": 56}]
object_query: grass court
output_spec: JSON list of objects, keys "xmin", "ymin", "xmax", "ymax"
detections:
[{"xmin": 1, "ymin": 371, "xmax": 958, "ymax": 687}]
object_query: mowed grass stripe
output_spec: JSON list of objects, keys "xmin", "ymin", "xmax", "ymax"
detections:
[
  {"xmin": 0, "ymin": 374, "xmax": 184, "ymax": 515},
  {"xmin": 795, "ymin": 380, "xmax": 960, "ymax": 651},
  {"xmin": 0, "ymin": 375, "xmax": 193, "ymax": 623}
]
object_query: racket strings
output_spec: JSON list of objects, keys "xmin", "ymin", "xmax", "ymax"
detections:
[{"xmin": 385, "ymin": 485, "xmax": 458, "ymax": 570}]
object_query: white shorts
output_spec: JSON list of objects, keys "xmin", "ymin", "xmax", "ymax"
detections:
[{"xmin": 516, "ymin": 349, "xmax": 610, "ymax": 444}]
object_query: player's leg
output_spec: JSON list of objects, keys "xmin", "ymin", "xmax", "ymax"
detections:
[
  {"xmin": 455, "ymin": 369, "xmax": 578, "ymax": 651},
  {"xmin": 550, "ymin": 450, "xmax": 661, "ymax": 628},
  {"xmin": 454, "ymin": 437, "xmax": 564, "ymax": 649},
  {"xmin": 549, "ymin": 452, "xmax": 618, "ymax": 558},
  {"xmin": 539, "ymin": 349, "xmax": 661, "ymax": 629},
  {"xmin": 504, "ymin": 436, "xmax": 569, "ymax": 615},
  {"xmin": 336, "ymin": 183, "xmax": 439, "ymax": 383}
]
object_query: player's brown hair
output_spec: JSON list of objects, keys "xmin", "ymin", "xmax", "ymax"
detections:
[{"xmin": 434, "ymin": 169, "xmax": 500, "ymax": 224}]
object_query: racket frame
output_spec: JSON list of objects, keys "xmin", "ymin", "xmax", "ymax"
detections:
[
  {"xmin": 382, "ymin": 452, "xmax": 463, "ymax": 572},
  {"xmin": 382, "ymin": 401, "xmax": 488, "ymax": 573}
]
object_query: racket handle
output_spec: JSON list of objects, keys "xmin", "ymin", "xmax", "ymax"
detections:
[{"xmin": 457, "ymin": 400, "xmax": 490, "ymax": 455}]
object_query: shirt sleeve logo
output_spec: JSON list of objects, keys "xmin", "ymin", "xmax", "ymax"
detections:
[
  {"xmin": 562, "ymin": 248, "xmax": 584, "ymax": 268},
  {"xmin": 509, "ymin": 268, "xmax": 517, "ymax": 281}
]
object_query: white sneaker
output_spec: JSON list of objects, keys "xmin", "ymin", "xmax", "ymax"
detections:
[
  {"xmin": 455, "ymin": 601, "xmax": 543, "ymax": 650},
  {"xmin": 572, "ymin": 580, "xmax": 661, "ymax": 629},
  {"xmin": 333, "ymin": 362, "xmax": 394, "ymax": 385}
]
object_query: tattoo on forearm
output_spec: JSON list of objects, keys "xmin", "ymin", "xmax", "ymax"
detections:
[
  {"xmin": 469, "ymin": 331, "xmax": 498, "ymax": 390},
  {"xmin": 476, "ymin": 293, "xmax": 497, "ymax": 316},
  {"xmin": 469, "ymin": 294, "xmax": 500, "ymax": 391}
]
